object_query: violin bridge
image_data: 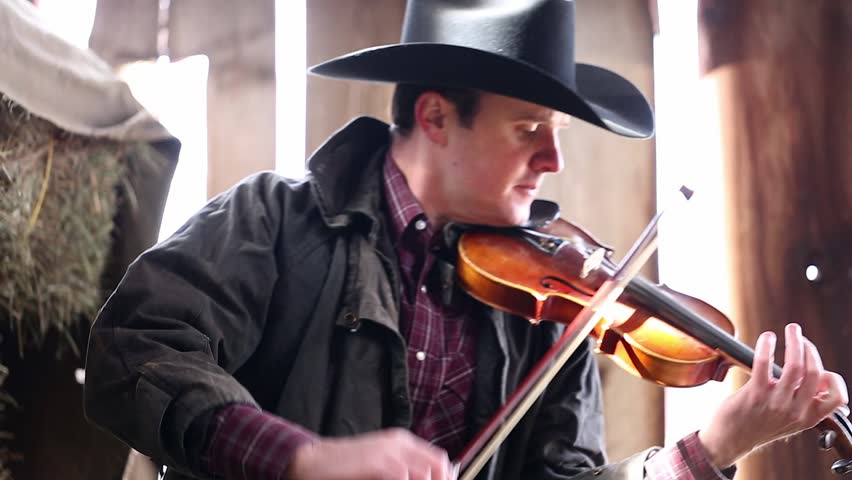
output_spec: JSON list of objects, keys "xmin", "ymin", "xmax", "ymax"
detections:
[{"xmin": 580, "ymin": 247, "xmax": 606, "ymax": 279}]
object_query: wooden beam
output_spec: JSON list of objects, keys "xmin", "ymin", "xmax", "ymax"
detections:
[{"xmin": 702, "ymin": 1, "xmax": 852, "ymax": 478}]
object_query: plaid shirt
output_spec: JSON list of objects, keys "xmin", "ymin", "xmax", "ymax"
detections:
[
  {"xmin": 201, "ymin": 155, "xmax": 735, "ymax": 480},
  {"xmin": 646, "ymin": 432, "xmax": 737, "ymax": 479},
  {"xmin": 383, "ymin": 153, "xmax": 479, "ymax": 458}
]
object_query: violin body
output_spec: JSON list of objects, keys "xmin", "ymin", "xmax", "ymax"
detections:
[{"xmin": 456, "ymin": 225, "xmax": 734, "ymax": 387}]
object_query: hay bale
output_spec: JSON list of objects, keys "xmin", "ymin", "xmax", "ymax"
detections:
[
  {"xmin": 0, "ymin": 95, "xmax": 150, "ymax": 351},
  {"xmin": 0, "ymin": 2, "xmax": 180, "ymax": 477}
]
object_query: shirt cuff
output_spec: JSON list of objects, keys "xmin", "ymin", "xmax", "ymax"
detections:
[
  {"xmin": 645, "ymin": 431, "xmax": 736, "ymax": 480},
  {"xmin": 202, "ymin": 404, "xmax": 319, "ymax": 480}
]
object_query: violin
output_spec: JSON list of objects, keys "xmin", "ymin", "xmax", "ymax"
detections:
[{"xmin": 452, "ymin": 217, "xmax": 852, "ymax": 476}]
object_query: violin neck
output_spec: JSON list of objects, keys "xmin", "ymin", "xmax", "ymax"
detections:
[{"xmin": 625, "ymin": 276, "xmax": 784, "ymax": 378}]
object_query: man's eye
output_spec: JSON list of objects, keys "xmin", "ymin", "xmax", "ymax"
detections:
[{"xmin": 519, "ymin": 123, "xmax": 540, "ymax": 134}]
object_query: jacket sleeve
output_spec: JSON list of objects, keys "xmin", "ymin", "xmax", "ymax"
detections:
[
  {"xmin": 84, "ymin": 172, "xmax": 288, "ymax": 477},
  {"xmin": 568, "ymin": 449, "xmax": 658, "ymax": 480}
]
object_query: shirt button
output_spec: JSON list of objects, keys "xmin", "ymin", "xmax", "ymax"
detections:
[
  {"xmin": 420, "ymin": 285, "xmax": 427, "ymax": 294},
  {"xmin": 414, "ymin": 219, "xmax": 427, "ymax": 231},
  {"xmin": 415, "ymin": 351, "xmax": 426, "ymax": 361}
]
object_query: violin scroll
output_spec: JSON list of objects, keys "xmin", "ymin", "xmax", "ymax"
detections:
[
  {"xmin": 817, "ymin": 407, "xmax": 852, "ymax": 475},
  {"xmin": 833, "ymin": 460, "xmax": 852, "ymax": 476}
]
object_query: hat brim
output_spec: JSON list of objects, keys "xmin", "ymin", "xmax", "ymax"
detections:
[{"xmin": 309, "ymin": 43, "xmax": 654, "ymax": 139}]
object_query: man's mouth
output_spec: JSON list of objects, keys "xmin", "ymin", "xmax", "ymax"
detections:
[{"xmin": 514, "ymin": 185, "xmax": 539, "ymax": 196}]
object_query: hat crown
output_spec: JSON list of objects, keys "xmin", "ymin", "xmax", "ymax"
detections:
[{"xmin": 400, "ymin": 0, "xmax": 577, "ymax": 87}]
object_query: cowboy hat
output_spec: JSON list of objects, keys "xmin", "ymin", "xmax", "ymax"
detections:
[{"xmin": 309, "ymin": 0, "xmax": 654, "ymax": 138}]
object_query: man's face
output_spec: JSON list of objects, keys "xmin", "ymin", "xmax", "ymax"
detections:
[{"xmin": 439, "ymin": 92, "xmax": 568, "ymax": 226}]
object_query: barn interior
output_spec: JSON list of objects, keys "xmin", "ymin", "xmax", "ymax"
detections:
[{"xmin": 0, "ymin": 1, "xmax": 850, "ymax": 479}]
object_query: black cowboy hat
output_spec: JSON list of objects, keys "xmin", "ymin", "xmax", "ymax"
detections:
[{"xmin": 309, "ymin": 0, "xmax": 654, "ymax": 139}]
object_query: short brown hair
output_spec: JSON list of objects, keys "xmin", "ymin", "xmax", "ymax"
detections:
[{"xmin": 391, "ymin": 84, "xmax": 480, "ymax": 136}]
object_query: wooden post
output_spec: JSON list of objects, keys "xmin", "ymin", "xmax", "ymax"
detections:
[
  {"xmin": 167, "ymin": 0, "xmax": 277, "ymax": 198},
  {"xmin": 699, "ymin": 1, "xmax": 852, "ymax": 478}
]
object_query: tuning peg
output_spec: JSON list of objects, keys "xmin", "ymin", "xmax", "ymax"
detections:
[
  {"xmin": 821, "ymin": 430, "xmax": 838, "ymax": 450},
  {"xmin": 832, "ymin": 459, "xmax": 852, "ymax": 475}
]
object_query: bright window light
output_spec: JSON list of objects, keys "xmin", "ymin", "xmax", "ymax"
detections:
[
  {"xmin": 275, "ymin": 0, "xmax": 307, "ymax": 179},
  {"xmin": 35, "ymin": 0, "xmax": 97, "ymax": 49},
  {"xmin": 118, "ymin": 56, "xmax": 210, "ymax": 243},
  {"xmin": 654, "ymin": 0, "xmax": 735, "ymax": 446}
]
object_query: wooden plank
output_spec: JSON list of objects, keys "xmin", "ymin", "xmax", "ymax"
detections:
[
  {"xmin": 207, "ymin": 70, "xmax": 276, "ymax": 198},
  {"xmin": 701, "ymin": 1, "xmax": 852, "ymax": 478},
  {"xmin": 306, "ymin": 0, "xmax": 405, "ymax": 156},
  {"xmin": 195, "ymin": 0, "xmax": 276, "ymax": 198}
]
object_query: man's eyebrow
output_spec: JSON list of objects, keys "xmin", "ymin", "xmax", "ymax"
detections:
[{"xmin": 513, "ymin": 113, "xmax": 571, "ymax": 127}]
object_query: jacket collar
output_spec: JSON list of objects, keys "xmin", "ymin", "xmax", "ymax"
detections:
[{"xmin": 306, "ymin": 116, "xmax": 391, "ymax": 239}]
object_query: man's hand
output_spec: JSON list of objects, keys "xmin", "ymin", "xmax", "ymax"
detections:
[
  {"xmin": 699, "ymin": 323, "xmax": 849, "ymax": 469},
  {"xmin": 287, "ymin": 428, "xmax": 453, "ymax": 480}
]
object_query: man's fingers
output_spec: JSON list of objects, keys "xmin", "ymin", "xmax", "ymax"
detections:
[
  {"xmin": 399, "ymin": 433, "xmax": 451, "ymax": 480},
  {"xmin": 818, "ymin": 371, "xmax": 849, "ymax": 406},
  {"xmin": 428, "ymin": 447, "xmax": 451, "ymax": 480},
  {"xmin": 794, "ymin": 338, "xmax": 822, "ymax": 403},
  {"xmin": 751, "ymin": 330, "xmax": 777, "ymax": 386},
  {"xmin": 449, "ymin": 462, "xmax": 460, "ymax": 480},
  {"xmin": 432, "ymin": 456, "xmax": 450, "ymax": 480},
  {"xmin": 800, "ymin": 371, "xmax": 848, "ymax": 428},
  {"xmin": 777, "ymin": 323, "xmax": 805, "ymax": 392},
  {"xmin": 806, "ymin": 339, "xmax": 826, "ymax": 371},
  {"xmin": 804, "ymin": 341, "xmax": 847, "ymax": 406},
  {"xmin": 291, "ymin": 429, "xmax": 458, "ymax": 480},
  {"xmin": 835, "ymin": 372, "xmax": 849, "ymax": 405}
]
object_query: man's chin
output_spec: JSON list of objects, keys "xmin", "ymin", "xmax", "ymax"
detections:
[
  {"xmin": 451, "ymin": 200, "xmax": 530, "ymax": 227},
  {"xmin": 492, "ymin": 206, "xmax": 532, "ymax": 227}
]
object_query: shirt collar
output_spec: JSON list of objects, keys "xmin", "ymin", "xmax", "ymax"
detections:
[{"xmin": 383, "ymin": 152, "xmax": 435, "ymax": 242}]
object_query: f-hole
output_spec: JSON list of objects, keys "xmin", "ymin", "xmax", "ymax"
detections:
[{"xmin": 540, "ymin": 275, "xmax": 595, "ymax": 296}]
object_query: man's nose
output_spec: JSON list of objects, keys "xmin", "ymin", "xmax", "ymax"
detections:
[{"xmin": 530, "ymin": 128, "xmax": 564, "ymax": 174}]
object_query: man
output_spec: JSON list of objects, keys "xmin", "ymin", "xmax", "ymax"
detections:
[{"xmin": 84, "ymin": 1, "xmax": 848, "ymax": 479}]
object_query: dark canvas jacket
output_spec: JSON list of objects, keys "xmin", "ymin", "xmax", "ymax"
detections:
[{"xmin": 84, "ymin": 117, "xmax": 650, "ymax": 480}]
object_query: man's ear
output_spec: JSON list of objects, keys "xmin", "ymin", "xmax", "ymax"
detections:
[{"xmin": 413, "ymin": 92, "xmax": 449, "ymax": 146}]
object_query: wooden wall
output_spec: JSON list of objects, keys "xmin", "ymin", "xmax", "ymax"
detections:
[
  {"xmin": 90, "ymin": 0, "xmax": 278, "ymax": 199},
  {"xmin": 167, "ymin": 0, "xmax": 277, "ymax": 198},
  {"xmin": 306, "ymin": 0, "xmax": 404, "ymax": 156},
  {"xmin": 699, "ymin": 1, "xmax": 852, "ymax": 478}
]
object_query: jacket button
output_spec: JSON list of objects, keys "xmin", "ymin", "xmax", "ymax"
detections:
[{"xmin": 343, "ymin": 312, "xmax": 361, "ymax": 332}]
